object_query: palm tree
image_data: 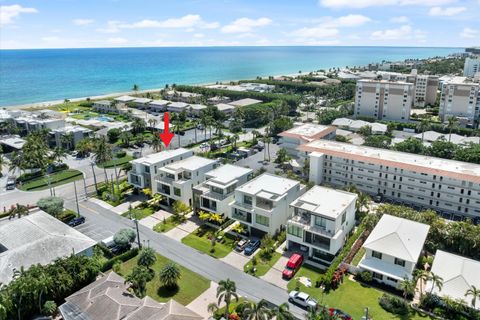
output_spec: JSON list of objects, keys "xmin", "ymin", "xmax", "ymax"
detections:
[
  {"xmin": 50, "ymin": 147, "xmax": 67, "ymax": 164},
  {"xmin": 125, "ymin": 265, "xmax": 151, "ymax": 298},
  {"xmin": 191, "ymin": 119, "xmax": 199, "ymax": 143},
  {"xmin": 272, "ymin": 302, "xmax": 294, "ymax": 320},
  {"xmin": 159, "ymin": 262, "xmax": 181, "ymax": 289},
  {"xmin": 207, "ymin": 302, "xmax": 219, "ymax": 316},
  {"xmin": 251, "ymin": 130, "xmax": 260, "ymax": 144},
  {"xmin": 137, "ymin": 247, "xmax": 156, "ymax": 270},
  {"xmin": 446, "ymin": 116, "xmax": 458, "ymax": 142},
  {"xmin": 264, "ymin": 136, "xmax": 272, "ymax": 162},
  {"xmin": 120, "ymin": 131, "xmax": 133, "ymax": 147},
  {"xmin": 465, "ymin": 285, "xmax": 480, "ymax": 309},
  {"xmin": 399, "ymin": 278, "xmax": 416, "ymax": 303},
  {"xmin": 231, "ymin": 133, "xmax": 239, "ymax": 150},
  {"xmin": 417, "ymin": 119, "xmax": 430, "ymax": 142},
  {"xmin": 132, "ymin": 117, "xmax": 146, "ymax": 135},
  {"xmin": 75, "ymin": 138, "xmax": 94, "ymax": 158},
  {"xmin": 148, "ymin": 118, "xmax": 157, "ymax": 131},
  {"xmin": 242, "ymin": 299, "xmax": 272, "ymax": 320},
  {"xmin": 132, "ymin": 84, "xmax": 139, "ymax": 95},
  {"xmin": 92, "ymin": 137, "xmax": 112, "ymax": 184},
  {"xmin": 151, "ymin": 133, "xmax": 162, "ymax": 152},
  {"xmin": 429, "ymin": 272, "xmax": 443, "ymax": 294},
  {"xmin": 217, "ymin": 279, "xmax": 239, "ymax": 320},
  {"xmin": 414, "ymin": 269, "xmax": 430, "ymax": 299}
]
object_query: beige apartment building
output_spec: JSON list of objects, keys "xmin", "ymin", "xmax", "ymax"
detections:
[
  {"xmin": 439, "ymin": 76, "xmax": 480, "ymax": 128},
  {"xmin": 300, "ymin": 140, "xmax": 480, "ymax": 222},
  {"xmin": 355, "ymin": 79, "xmax": 414, "ymax": 121}
]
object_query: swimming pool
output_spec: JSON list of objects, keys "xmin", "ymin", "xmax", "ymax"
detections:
[{"xmin": 96, "ymin": 116, "xmax": 113, "ymax": 122}]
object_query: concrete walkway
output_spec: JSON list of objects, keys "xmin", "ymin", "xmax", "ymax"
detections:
[
  {"xmin": 220, "ymin": 250, "xmax": 251, "ymax": 271},
  {"xmin": 139, "ymin": 209, "xmax": 173, "ymax": 229},
  {"xmin": 186, "ymin": 282, "xmax": 220, "ymax": 320},
  {"xmin": 261, "ymin": 254, "xmax": 290, "ymax": 290},
  {"xmin": 164, "ymin": 213, "xmax": 202, "ymax": 241}
]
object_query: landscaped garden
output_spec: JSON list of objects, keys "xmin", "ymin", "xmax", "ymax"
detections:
[
  {"xmin": 17, "ymin": 169, "xmax": 83, "ymax": 191},
  {"xmin": 153, "ymin": 216, "xmax": 183, "ymax": 233},
  {"xmin": 97, "ymin": 154, "xmax": 133, "ymax": 168},
  {"xmin": 181, "ymin": 225, "xmax": 237, "ymax": 259},
  {"xmin": 243, "ymin": 232, "xmax": 286, "ymax": 277},
  {"xmin": 116, "ymin": 251, "xmax": 210, "ymax": 305},
  {"xmin": 121, "ymin": 206, "xmax": 154, "ymax": 220}
]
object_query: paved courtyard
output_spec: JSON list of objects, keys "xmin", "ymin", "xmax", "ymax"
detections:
[{"xmin": 73, "ymin": 218, "xmax": 113, "ymax": 242}]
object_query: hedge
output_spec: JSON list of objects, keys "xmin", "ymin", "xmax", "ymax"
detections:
[{"xmin": 101, "ymin": 247, "xmax": 139, "ymax": 272}]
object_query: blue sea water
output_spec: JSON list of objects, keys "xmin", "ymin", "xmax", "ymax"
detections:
[{"xmin": 0, "ymin": 46, "xmax": 461, "ymax": 106}]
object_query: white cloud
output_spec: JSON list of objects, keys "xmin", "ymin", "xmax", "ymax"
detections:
[
  {"xmin": 371, "ymin": 25, "xmax": 426, "ymax": 40},
  {"xmin": 124, "ymin": 15, "xmax": 219, "ymax": 29},
  {"xmin": 107, "ymin": 37, "xmax": 128, "ymax": 44},
  {"xmin": 390, "ymin": 16, "xmax": 409, "ymax": 23},
  {"xmin": 319, "ymin": 0, "xmax": 454, "ymax": 8},
  {"xmin": 428, "ymin": 6, "xmax": 466, "ymax": 16},
  {"xmin": 0, "ymin": 4, "xmax": 37, "ymax": 25},
  {"xmin": 73, "ymin": 19, "xmax": 94, "ymax": 26},
  {"xmin": 221, "ymin": 17, "xmax": 272, "ymax": 33},
  {"xmin": 41, "ymin": 36, "xmax": 59, "ymax": 41},
  {"xmin": 289, "ymin": 27, "xmax": 339, "ymax": 39},
  {"xmin": 325, "ymin": 14, "xmax": 371, "ymax": 27},
  {"xmin": 97, "ymin": 21, "xmax": 122, "ymax": 33},
  {"xmin": 193, "ymin": 33, "xmax": 205, "ymax": 38},
  {"xmin": 460, "ymin": 27, "xmax": 478, "ymax": 38}
]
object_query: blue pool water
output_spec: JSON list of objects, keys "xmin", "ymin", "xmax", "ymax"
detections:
[
  {"xmin": 0, "ymin": 46, "xmax": 461, "ymax": 106},
  {"xmin": 95, "ymin": 116, "xmax": 113, "ymax": 122}
]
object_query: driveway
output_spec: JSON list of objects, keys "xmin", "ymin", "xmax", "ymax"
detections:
[
  {"xmin": 186, "ymin": 282, "xmax": 220, "ymax": 319},
  {"xmin": 261, "ymin": 254, "xmax": 290, "ymax": 290},
  {"xmin": 164, "ymin": 214, "xmax": 201, "ymax": 241},
  {"xmin": 139, "ymin": 210, "xmax": 173, "ymax": 229},
  {"xmin": 220, "ymin": 249, "xmax": 252, "ymax": 271},
  {"xmin": 73, "ymin": 217, "xmax": 114, "ymax": 242},
  {"xmin": 235, "ymin": 143, "xmax": 280, "ymax": 174}
]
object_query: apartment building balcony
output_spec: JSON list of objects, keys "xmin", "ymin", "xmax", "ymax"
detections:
[
  {"xmin": 231, "ymin": 207, "xmax": 252, "ymax": 223},
  {"xmin": 231, "ymin": 200, "xmax": 253, "ymax": 211},
  {"xmin": 304, "ymin": 231, "xmax": 330, "ymax": 251},
  {"xmin": 289, "ymin": 216, "xmax": 337, "ymax": 238},
  {"xmin": 155, "ymin": 174, "xmax": 174, "ymax": 184},
  {"xmin": 195, "ymin": 184, "xmax": 229, "ymax": 201}
]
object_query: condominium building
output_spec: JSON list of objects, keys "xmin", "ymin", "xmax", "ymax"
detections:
[
  {"xmin": 358, "ymin": 214, "xmax": 430, "ymax": 289},
  {"xmin": 413, "ymin": 75, "xmax": 439, "ymax": 108},
  {"xmin": 193, "ymin": 164, "xmax": 253, "ymax": 217},
  {"xmin": 228, "ymin": 173, "xmax": 306, "ymax": 236},
  {"xmin": 300, "ymin": 140, "xmax": 480, "ymax": 222},
  {"xmin": 464, "ymin": 57, "xmax": 480, "ymax": 78},
  {"xmin": 286, "ymin": 186, "xmax": 357, "ymax": 265},
  {"xmin": 93, "ymin": 100, "xmax": 127, "ymax": 114},
  {"xmin": 49, "ymin": 125, "xmax": 93, "ymax": 149},
  {"xmin": 355, "ymin": 79, "xmax": 414, "ymax": 121},
  {"xmin": 13, "ymin": 115, "xmax": 65, "ymax": 133},
  {"xmin": 154, "ymin": 156, "xmax": 218, "ymax": 207},
  {"xmin": 439, "ymin": 77, "xmax": 480, "ymax": 128},
  {"xmin": 128, "ymin": 148, "xmax": 193, "ymax": 190},
  {"xmin": 278, "ymin": 123, "xmax": 336, "ymax": 157}
]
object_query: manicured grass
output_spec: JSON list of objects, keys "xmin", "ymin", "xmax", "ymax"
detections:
[
  {"xmin": 288, "ymin": 275, "xmax": 434, "ymax": 320},
  {"xmin": 181, "ymin": 225, "xmax": 236, "ymax": 259},
  {"xmin": 117, "ymin": 253, "xmax": 210, "ymax": 305},
  {"xmin": 97, "ymin": 155, "xmax": 133, "ymax": 168},
  {"xmin": 351, "ymin": 247, "xmax": 366, "ymax": 266},
  {"xmin": 17, "ymin": 169, "xmax": 83, "ymax": 191},
  {"xmin": 244, "ymin": 252, "xmax": 282, "ymax": 277},
  {"xmin": 121, "ymin": 207, "xmax": 154, "ymax": 220},
  {"xmin": 153, "ymin": 216, "xmax": 182, "ymax": 233}
]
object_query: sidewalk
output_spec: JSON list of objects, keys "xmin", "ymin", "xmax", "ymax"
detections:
[
  {"xmin": 139, "ymin": 209, "xmax": 173, "ymax": 229},
  {"xmin": 186, "ymin": 282, "xmax": 220, "ymax": 320}
]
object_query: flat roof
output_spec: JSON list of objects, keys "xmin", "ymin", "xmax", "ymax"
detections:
[
  {"xmin": 0, "ymin": 210, "xmax": 96, "ymax": 284},
  {"xmin": 215, "ymin": 103, "xmax": 235, "ymax": 111},
  {"xmin": 299, "ymin": 140, "xmax": 480, "ymax": 183},
  {"xmin": 358, "ymin": 79, "xmax": 414, "ymax": 86},
  {"xmin": 279, "ymin": 123, "xmax": 336, "ymax": 142},
  {"xmin": 189, "ymin": 104, "xmax": 207, "ymax": 110},
  {"xmin": 290, "ymin": 186, "xmax": 356, "ymax": 219},
  {"xmin": 0, "ymin": 136, "xmax": 26, "ymax": 149},
  {"xmin": 133, "ymin": 98, "xmax": 152, "ymax": 104},
  {"xmin": 168, "ymin": 101, "xmax": 190, "ymax": 109},
  {"xmin": 427, "ymin": 250, "xmax": 480, "ymax": 309},
  {"xmin": 163, "ymin": 156, "xmax": 216, "ymax": 172},
  {"xmin": 228, "ymin": 98, "xmax": 263, "ymax": 107},
  {"xmin": 94, "ymin": 100, "xmax": 111, "ymax": 105},
  {"xmin": 236, "ymin": 173, "xmax": 300, "ymax": 198},
  {"xmin": 51, "ymin": 125, "xmax": 92, "ymax": 133},
  {"xmin": 132, "ymin": 148, "xmax": 192, "ymax": 166},
  {"xmin": 205, "ymin": 164, "xmax": 252, "ymax": 185},
  {"xmin": 114, "ymin": 95, "xmax": 136, "ymax": 102},
  {"xmin": 363, "ymin": 214, "xmax": 430, "ymax": 262},
  {"xmin": 150, "ymin": 99, "xmax": 170, "ymax": 105}
]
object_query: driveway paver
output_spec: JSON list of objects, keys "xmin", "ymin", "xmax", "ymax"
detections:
[
  {"xmin": 164, "ymin": 214, "xmax": 201, "ymax": 241},
  {"xmin": 260, "ymin": 254, "xmax": 290, "ymax": 290},
  {"xmin": 186, "ymin": 282, "xmax": 220, "ymax": 319},
  {"xmin": 220, "ymin": 250, "xmax": 251, "ymax": 270}
]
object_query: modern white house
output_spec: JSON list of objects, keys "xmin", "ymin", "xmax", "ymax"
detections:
[
  {"xmin": 154, "ymin": 156, "xmax": 219, "ymax": 207},
  {"xmin": 426, "ymin": 250, "xmax": 480, "ymax": 310},
  {"xmin": 93, "ymin": 100, "xmax": 127, "ymax": 114},
  {"xmin": 114, "ymin": 95, "xmax": 136, "ymax": 104},
  {"xmin": 286, "ymin": 186, "xmax": 357, "ymax": 265},
  {"xmin": 133, "ymin": 98, "xmax": 152, "ymax": 109},
  {"xmin": 228, "ymin": 173, "xmax": 305, "ymax": 236},
  {"xmin": 464, "ymin": 57, "xmax": 480, "ymax": 78},
  {"xmin": 358, "ymin": 214, "xmax": 430, "ymax": 288},
  {"xmin": 128, "ymin": 148, "xmax": 193, "ymax": 190},
  {"xmin": 49, "ymin": 125, "xmax": 93, "ymax": 149},
  {"xmin": 193, "ymin": 164, "xmax": 253, "ymax": 217},
  {"xmin": 279, "ymin": 123, "xmax": 336, "ymax": 157}
]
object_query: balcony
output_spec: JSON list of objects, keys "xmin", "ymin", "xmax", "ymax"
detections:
[
  {"xmin": 255, "ymin": 198, "xmax": 273, "ymax": 211},
  {"xmin": 305, "ymin": 231, "xmax": 330, "ymax": 251},
  {"xmin": 155, "ymin": 174, "xmax": 174, "ymax": 184},
  {"xmin": 195, "ymin": 184, "xmax": 229, "ymax": 201},
  {"xmin": 232, "ymin": 201, "xmax": 253, "ymax": 211}
]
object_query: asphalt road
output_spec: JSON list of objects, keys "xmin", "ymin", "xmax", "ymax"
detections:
[{"xmin": 65, "ymin": 198, "xmax": 308, "ymax": 319}]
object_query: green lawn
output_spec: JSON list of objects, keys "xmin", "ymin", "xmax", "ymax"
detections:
[
  {"xmin": 288, "ymin": 275, "xmax": 434, "ymax": 320},
  {"xmin": 351, "ymin": 247, "xmax": 366, "ymax": 266},
  {"xmin": 181, "ymin": 225, "xmax": 237, "ymax": 259},
  {"xmin": 18, "ymin": 169, "xmax": 83, "ymax": 191},
  {"xmin": 121, "ymin": 207, "xmax": 154, "ymax": 220},
  {"xmin": 244, "ymin": 252, "xmax": 282, "ymax": 277},
  {"xmin": 97, "ymin": 155, "xmax": 133, "ymax": 168},
  {"xmin": 153, "ymin": 216, "xmax": 182, "ymax": 233},
  {"xmin": 117, "ymin": 253, "xmax": 210, "ymax": 305}
]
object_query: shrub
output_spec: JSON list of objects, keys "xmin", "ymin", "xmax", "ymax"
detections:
[
  {"xmin": 101, "ymin": 248, "xmax": 139, "ymax": 271},
  {"xmin": 37, "ymin": 197, "xmax": 64, "ymax": 217},
  {"xmin": 378, "ymin": 293, "xmax": 409, "ymax": 315},
  {"xmin": 42, "ymin": 300, "xmax": 57, "ymax": 316},
  {"xmin": 358, "ymin": 271, "xmax": 373, "ymax": 282},
  {"xmin": 113, "ymin": 228, "xmax": 136, "ymax": 249},
  {"xmin": 115, "ymin": 150, "xmax": 127, "ymax": 158}
]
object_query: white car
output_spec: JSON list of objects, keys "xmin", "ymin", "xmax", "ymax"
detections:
[{"xmin": 288, "ymin": 291, "xmax": 317, "ymax": 310}]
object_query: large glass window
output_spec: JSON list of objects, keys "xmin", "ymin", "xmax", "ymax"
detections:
[
  {"xmin": 287, "ymin": 224, "xmax": 303, "ymax": 238},
  {"xmin": 174, "ymin": 187, "xmax": 181, "ymax": 197},
  {"xmin": 255, "ymin": 214, "xmax": 270, "ymax": 226},
  {"xmin": 314, "ymin": 216, "xmax": 327, "ymax": 229},
  {"xmin": 394, "ymin": 258, "xmax": 405, "ymax": 267},
  {"xmin": 372, "ymin": 251, "xmax": 382, "ymax": 260},
  {"xmin": 244, "ymin": 195, "xmax": 252, "ymax": 206}
]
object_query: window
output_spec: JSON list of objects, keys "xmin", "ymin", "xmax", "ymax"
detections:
[
  {"xmin": 394, "ymin": 258, "xmax": 405, "ymax": 267},
  {"xmin": 372, "ymin": 272, "xmax": 383, "ymax": 280},
  {"xmin": 387, "ymin": 277, "xmax": 398, "ymax": 283},
  {"xmin": 244, "ymin": 195, "xmax": 252, "ymax": 206},
  {"xmin": 372, "ymin": 251, "xmax": 382, "ymax": 260},
  {"xmin": 287, "ymin": 224, "xmax": 303, "ymax": 238},
  {"xmin": 341, "ymin": 212, "xmax": 346, "ymax": 224},
  {"xmin": 255, "ymin": 214, "xmax": 269, "ymax": 227},
  {"xmin": 174, "ymin": 187, "xmax": 181, "ymax": 197},
  {"xmin": 314, "ymin": 216, "xmax": 327, "ymax": 229}
]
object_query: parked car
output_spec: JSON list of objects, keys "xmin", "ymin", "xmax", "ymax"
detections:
[
  {"xmin": 235, "ymin": 239, "xmax": 250, "ymax": 252},
  {"xmin": 252, "ymin": 144, "xmax": 264, "ymax": 151},
  {"xmin": 244, "ymin": 239, "xmax": 260, "ymax": 255},
  {"xmin": 6, "ymin": 176, "xmax": 16, "ymax": 190},
  {"xmin": 111, "ymin": 244, "xmax": 129, "ymax": 255},
  {"xmin": 101, "ymin": 236, "xmax": 115, "ymax": 248},
  {"xmin": 67, "ymin": 216, "xmax": 85, "ymax": 227},
  {"xmin": 329, "ymin": 308, "xmax": 352, "ymax": 320},
  {"xmin": 288, "ymin": 291, "xmax": 317, "ymax": 310},
  {"xmin": 282, "ymin": 253, "xmax": 303, "ymax": 279}
]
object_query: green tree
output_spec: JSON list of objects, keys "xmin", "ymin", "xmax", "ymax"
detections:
[
  {"xmin": 358, "ymin": 125, "xmax": 373, "ymax": 137},
  {"xmin": 363, "ymin": 135, "xmax": 391, "ymax": 149},
  {"xmin": 172, "ymin": 201, "xmax": 191, "ymax": 216},
  {"xmin": 272, "ymin": 302, "xmax": 294, "ymax": 320},
  {"xmin": 158, "ymin": 262, "xmax": 181, "ymax": 289},
  {"xmin": 465, "ymin": 285, "xmax": 480, "ymax": 309},
  {"xmin": 241, "ymin": 299, "xmax": 272, "ymax": 320},
  {"xmin": 275, "ymin": 148, "xmax": 290, "ymax": 164},
  {"xmin": 453, "ymin": 143, "xmax": 480, "ymax": 164},
  {"xmin": 394, "ymin": 137, "xmax": 426, "ymax": 154},
  {"xmin": 399, "ymin": 278, "xmax": 416, "ymax": 303},
  {"xmin": 125, "ymin": 265, "xmax": 152, "ymax": 298},
  {"xmin": 42, "ymin": 300, "xmax": 56, "ymax": 316},
  {"xmin": 414, "ymin": 269, "xmax": 430, "ymax": 299},
  {"xmin": 217, "ymin": 279, "xmax": 239, "ymax": 320},
  {"xmin": 132, "ymin": 118, "xmax": 146, "ymax": 135},
  {"xmin": 113, "ymin": 228, "xmax": 136, "ymax": 249},
  {"xmin": 75, "ymin": 138, "xmax": 94, "ymax": 158},
  {"xmin": 107, "ymin": 128, "xmax": 121, "ymax": 143},
  {"xmin": 37, "ymin": 197, "xmax": 64, "ymax": 217},
  {"xmin": 151, "ymin": 133, "xmax": 162, "ymax": 152},
  {"xmin": 132, "ymin": 84, "xmax": 139, "ymax": 94},
  {"xmin": 137, "ymin": 247, "xmax": 156, "ymax": 270},
  {"xmin": 446, "ymin": 116, "xmax": 458, "ymax": 141},
  {"xmin": 429, "ymin": 272, "xmax": 444, "ymax": 294},
  {"xmin": 426, "ymin": 137, "xmax": 458, "ymax": 159},
  {"xmin": 417, "ymin": 119, "xmax": 431, "ymax": 142},
  {"xmin": 92, "ymin": 136, "xmax": 112, "ymax": 183}
]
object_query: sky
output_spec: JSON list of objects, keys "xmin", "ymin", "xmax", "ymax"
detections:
[{"xmin": 0, "ymin": 0, "xmax": 479, "ymax": 49}]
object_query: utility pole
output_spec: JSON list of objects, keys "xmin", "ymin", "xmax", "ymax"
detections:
[
  {"xmin": 112, "ymin": 155, "xmax": 119, "ymax": 190},
  {"xmin": 364, "ymin": 307, "xmax": 369, "ymax": 320},
  {"xmin": 73, "ymin": 180, "xmax": 80, "ymax": 216},
  {"xmin": 83, "ymin": 176, "xmax": 87, "ymax": 198},
  {"xmin": 133, "ymin": 209, "xmax": 141, "ymax": 249},
  {"xmin": 47, "ymin": 175, "xmax": 52, "ymax": 196},
  {"xmin": 91, "ymin": 162, "xmax": 99, "ymax": 195}
]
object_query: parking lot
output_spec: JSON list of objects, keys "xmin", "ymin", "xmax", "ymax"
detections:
[{"xmin": 73, "ymin": 219, "xmax": 114, "ymax": 242}]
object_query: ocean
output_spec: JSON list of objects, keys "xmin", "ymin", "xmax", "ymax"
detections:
[{"xmin": 0, "ymin": 46, "xmax": 461, "ymax": 107}]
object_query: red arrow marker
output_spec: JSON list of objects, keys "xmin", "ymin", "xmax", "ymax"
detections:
[{"xmin": 159, "ymin": 112, "xmax": 175, "ymax": 148}]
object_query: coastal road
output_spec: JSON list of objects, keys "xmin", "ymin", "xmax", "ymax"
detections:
[{"xmin": 64, "ymin": 198, "xmax": 308, "ymax": 319}]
